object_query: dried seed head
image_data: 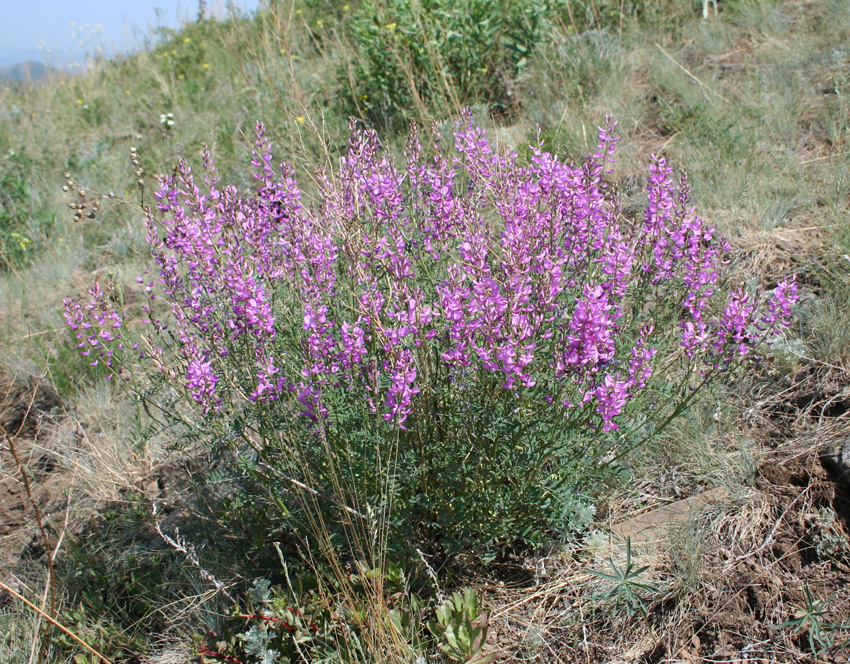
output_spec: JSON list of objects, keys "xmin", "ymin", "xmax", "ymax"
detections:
[
  {"xmin": 108, "ymin": 192, "xmax": 115, "ymax": 198},
  {"xmin": 63, "ymin": 172, "xmax": 70, "ymax": 179},
  {"xmin": 62, "ymin": 185, "xmax": 69, "ymax": 192},
  {"xmin": 69, "ymin": 203, "xmax": 77, "ymax": 209},
  {"xmin": 78, "ymin": 190, "xmax": 86, "ymax": 197},
  {"xmin": 137, "ymin": 179, "xmax": 145, "ymax": 187}
]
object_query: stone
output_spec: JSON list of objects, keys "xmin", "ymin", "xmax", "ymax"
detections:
[{"xmin": 610, "ymin": 487, "xmax": 729, "ymax": 543}]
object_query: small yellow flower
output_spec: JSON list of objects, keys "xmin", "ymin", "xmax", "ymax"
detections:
[
  {"xmin": 76, "ymin": 99, "xmax": 82, "ymax": 104},
  {"xmin": 296, "ymin": 8, "xmax": 302, "ymax": 14},
  {"xmin": 316, "ymin": 19, "xmax": 323, "ymax": 28},
  {"xmin": 385, "ymin": 22, "xmax": 397, "ymax": 31},
  {"xmin": 202, "ymin": 63, "xmax": 209, "ymax": 69},
  {"xmin": 294, "ymin": 116, "xmax": 305, "ymax": 124},
  {"xmin": 177, "ymin": 74, "xmax": 184, "ymax": 80},
  {"xmin": 125, "ymin": 89, "xmax": 131, "ymax": 95},
  {"xmin": 183, "ymin": 37, "xmax": 191, "ymax": 43},
  {"xmin": 343, "ymin": 4, "xmax": 349, "ymax": 10},
  {"xmin": 280, "ymin": 48, "xmax": 286, "ymax": 54}
]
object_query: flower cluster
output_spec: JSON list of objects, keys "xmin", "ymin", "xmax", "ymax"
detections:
[
  {"xmin": 63, "ymin": 282, "xmax": 131, "ymax": 379},
  {"xmin": 66, "ymin": 113, "xmax": 797, "ymax": 435}
]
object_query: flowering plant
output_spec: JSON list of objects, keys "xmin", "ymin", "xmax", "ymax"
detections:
[{"xmin": 64, "ymin": 112, "xmax": 796, "ymax": 554}]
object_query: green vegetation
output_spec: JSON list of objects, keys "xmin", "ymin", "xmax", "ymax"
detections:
[
  {"xmin": 1, "ymin": 0, "xmax": 849, "ymax": 661},
  {"xmin": 776, "ymin": 582, "xmax": 840, "ymax": 655},
  {"xmin": 339, "ymin": 0, "xmax": 551, "ymax": 129},
  {"xmin": 589, "ymin": 538, "xmax": 661, "ymax": 618}
]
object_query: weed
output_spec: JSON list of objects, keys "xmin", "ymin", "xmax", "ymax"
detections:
[
  {"xmin": 196, "ymin": 564, "xmax": 431, "ymax": 664},
  {"xmin": 775, "ymin": 581, "xmax": 838, "ymax": 655},
  {"xmin": 589, "ymin": 538, "xmax": 660, "ymax": 618},
  {"xmin": 809, "ymin": 507, "xmax": 850, "ymax": 560},
  {"xmin": 428, "ymin": 589, "xmax": 494, "ymax": 664}
]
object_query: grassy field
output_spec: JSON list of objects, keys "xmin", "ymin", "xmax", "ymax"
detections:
[{"xmin": 1, "ymin": 0, "xmax": 849, "ymax": 662}]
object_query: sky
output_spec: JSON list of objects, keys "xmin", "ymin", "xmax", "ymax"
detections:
[{"xmin": 0, "ymin": 0, "xmax": 261, "ymax": 68}]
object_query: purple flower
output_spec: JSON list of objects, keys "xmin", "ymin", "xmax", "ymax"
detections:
[
  {"xmin": 556, "ymin": 285, "xmax": 616, "ymax": 375},
  {"xmin": 186, "ymin": 353, "xmax": 219, "ymax": 412},
  {"xmin": 64, "ymin": 111, "xmax": 797, "ymax": 447}
]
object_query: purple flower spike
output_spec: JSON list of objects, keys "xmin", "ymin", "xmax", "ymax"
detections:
[{"xmin": 64, "ymin": 110, "xmax": 799, "ymax": 447}]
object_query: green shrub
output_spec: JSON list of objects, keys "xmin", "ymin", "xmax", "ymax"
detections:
[
  {"xmin": 63, "ymin": 114, "xmax": 797, "ymax": 565},
  {"xmin": 338, "ymin": 0, "xmax": 551, "ymax": 129}
]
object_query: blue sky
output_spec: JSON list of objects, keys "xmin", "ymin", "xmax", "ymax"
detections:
[{"xmin": 0, "ymin": 0, "xmax": 261, "ymax": 68}]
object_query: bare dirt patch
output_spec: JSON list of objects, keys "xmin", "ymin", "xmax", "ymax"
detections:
[{"xmin": 0, "ymin": 377, "xmax": 63, "ymax": 571}]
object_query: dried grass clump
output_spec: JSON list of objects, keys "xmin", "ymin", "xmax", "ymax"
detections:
[{"xmin": 731, "ymin": 223, "xmax": 828, "ymax": 286}]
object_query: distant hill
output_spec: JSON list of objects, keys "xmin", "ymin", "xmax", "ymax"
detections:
[{"xmin": 0, "ymin": 61, "xmax": 48, "ymax": 84}]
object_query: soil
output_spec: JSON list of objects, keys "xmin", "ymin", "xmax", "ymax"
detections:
[
  {"xmin": 477, "ymin": 390, "xmax": 850, "ymax": 664},
  {"xmin": 684, "ymin": 446, "xmax": 850, "ymax": 663},
  {"xmin": 0, "ymin": 377, "xmax": 64, "ymax": 570}
]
